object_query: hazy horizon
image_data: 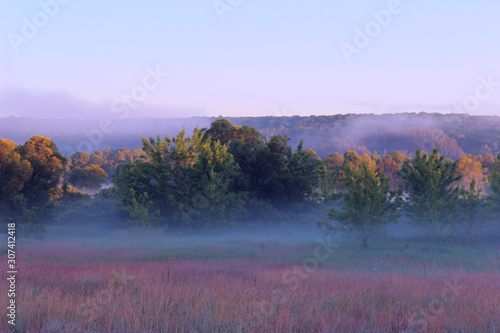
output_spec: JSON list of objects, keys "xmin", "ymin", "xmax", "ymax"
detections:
[{"xmin": 3, "ymin": 110, "xmax": 500, "ymax": 120}]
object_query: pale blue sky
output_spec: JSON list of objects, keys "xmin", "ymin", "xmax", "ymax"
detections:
[{"xmin": 1, "ymin": 0, "xmax": 499, "ymax": 118}]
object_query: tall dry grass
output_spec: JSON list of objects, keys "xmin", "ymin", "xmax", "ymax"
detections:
[{"xmin": 0, "ymin": 240, "xmax": 498, "ymax": 332}]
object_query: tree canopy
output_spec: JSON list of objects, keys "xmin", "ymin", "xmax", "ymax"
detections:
[
  {"xmin": 400, "ymin": 147, "xmax": 462, "ymax": 237},
  {"xmin": 321, "ymin": 162, "xmax": 402, "ymax": 248}
]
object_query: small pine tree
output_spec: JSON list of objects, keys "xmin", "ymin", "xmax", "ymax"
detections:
[
  {"xmin": 320, "ymin": 162, "xmax": 402, "ymax": 249},
  {"xmin": 458, "ymin": 178, "xmax": 486, "ymax": 243},
  {"xmin": 486, "ymin": 153, "xmax": 500, "ymax": 228},
  {"xmin": 400, "ymin": 147, "xmax": 461, "ymax": 240},
  {"xmin": 121, "ymin": 188, "xmax": 160, "ymax": 228}
]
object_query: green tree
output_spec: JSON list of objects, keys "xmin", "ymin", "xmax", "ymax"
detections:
[
  {"xmin": 323, "ymin": 152, "xmax": 344, "ymax": 193},
  {"xmin": 458, "ymin": 178, "xmax": 486, "ymax": 242},
  {"xmin": 334, "ymin": 150, "xmax": 364, "ymax": 190},
  {"xmin": 116, "ymin": 127, "xmax": 245, "ymax": 227},
  {"xmin": 204, "ymin": 118, "xmax": 236, "ymax": 145},
  {"xmin": 227, "ymin": 126, "xmax": 268, "ymax": 197},
  {"xmin": 315, "ymin": 165, "xmax": 337, "ymax": 200},
  {"xmin": 487, "ymin": 154, "xmax": 500, "ymax": 222},
  {"xmin": 320, "ymin": 162, "xmax": 402, "ymax": 249},
  {"xmin": 0, "ymin": 139, "xmax": 33, "ymax": 203},
  {"xmin": 61, "ymin": 182, "xmax": 92, "ymax": 202},
  {"xmin": 228, "ymin": 123, "xmax": 318, "ymax": 206},
  {"xmin": 258, "ymin": 136, "xmax": 312, "ymax": 205},
  {"xmin": 343, "ymin": 150, "xmax": 363, "ymax": 172},
  {"xmin": 121, "ymin": 188, "xmax": 160, "ymax": 227},
  {"xmin": 68, "ymin": 165, "xmax": 108, "ymax": 190},
  {"xmin": 400, "ymin": 147, "xmax": 461, "ymax": 239},
  {"xmin": 0, "ymin": 137, "xmax": 66, "ymax": 237}
]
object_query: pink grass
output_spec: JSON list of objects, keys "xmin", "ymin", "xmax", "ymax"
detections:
[{"xmin": 1, "ymin": 243, "xmax": 499, "ymax": 332}]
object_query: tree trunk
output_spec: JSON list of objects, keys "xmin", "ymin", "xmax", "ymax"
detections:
[{"xmin": 362, "ymin": 237, "xmax": 368, "ymax": 249}]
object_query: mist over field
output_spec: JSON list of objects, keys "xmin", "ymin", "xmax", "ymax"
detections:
[{"xmin": 1, "ymin": 217, "xmax": 499, "ymax": 332}]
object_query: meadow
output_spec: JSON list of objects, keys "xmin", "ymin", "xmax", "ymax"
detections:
[{"xmin": 1, "ymin": 227, "xmax": 499, "ymax": 333}]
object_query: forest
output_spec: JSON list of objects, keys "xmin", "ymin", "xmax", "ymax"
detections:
[
  {"xmin": 2, "ymin": 112, "xmax": 500, "ymax": 159},
  {"xmin": 1, "ymin": 118, "xmax": 499, "ymax": 246}
]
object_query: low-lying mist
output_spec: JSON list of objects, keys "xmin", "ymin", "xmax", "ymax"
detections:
[
  {"xmin": 15, "ymin": 221, "xmax": 327, "ymax": 249},
  {"xmin": 6, "ymin": 216, "xmax": 500, "ymax": 253}
]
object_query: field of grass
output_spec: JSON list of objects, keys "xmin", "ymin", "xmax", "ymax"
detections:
[{"xmin": 1, "ymin": 228, "xmax": 499, "ymax": 332}]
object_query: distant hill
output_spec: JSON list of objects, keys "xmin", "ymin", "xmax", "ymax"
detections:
[{"xmin": 1, "ymin": 112, "xmax": 499, "ymax": 158}]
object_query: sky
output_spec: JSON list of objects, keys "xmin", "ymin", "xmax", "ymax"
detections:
[{"xmin": 1, "ymin": 0, "xmax": 500, "ymax": 118}]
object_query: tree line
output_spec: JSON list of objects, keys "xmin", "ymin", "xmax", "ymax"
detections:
[
  {"xmin": 3, "ymin": 113, "xmax": 499, "ymax": 160},
  {"xmin": 1, "ymin": 119, "xmax": 499, "ymax": 243}
]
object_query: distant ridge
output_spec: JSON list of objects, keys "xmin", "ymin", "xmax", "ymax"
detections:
[{"xmin": 1, "ymin": 112, "xmax": 499, "ymax": 158}]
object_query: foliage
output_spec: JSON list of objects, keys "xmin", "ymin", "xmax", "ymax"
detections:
[
  {"xmin": 70, "ymin": 151, "xmax": 90, "ymax": 168},
  {"xmin": 68, "ymin": 165, "xmax": 108, "ymax": 190},
  {"xmin": 61, "ymin": 182, "xmax": 92, "ymax": 202},
  {"xmin": 3, "ymin": 112, "xmax": 500, "ymax": 159},
  {"xmin": 487, "ymin": 154, "xmax": 500, "ymax": 223},
  {"xmin": 121, "ymin": 188, "xmax": 160, "ymax": 227},
  {"xmin": 51, "ymin": 187, "xmax": 124, "ymax": 225},
  {"xmin": 314, "ymin": 162, "xmax": 338, "ymax": 201},
  {"xmin": 204, "ymin": 118, "xmax": 235, "ymax": 145},
  {"xmin": 115, "ymin": 127, "xmax": 246, "ymax": 228},
  {"xmin": 0, "ymin": 139, "xmax": 33, "ymax": 203},
  {"xmin": 18, "ymin": 135, "xmax": 66, "ymax": 207},
  {"xmin": 13, "ymin": 196, "xmax": 52, "ymax": 238},
  {"xmin": 400, "ymin": 147, "xmax": 462, "ymax": 239},
  {"xmin": 0, "ymin": 136, "xmax": 66, "ymax": 237},
  {"xmin": 228, "ymin": 129, "xmax": 319, "ymax": 206},
  {"xmin": 457, "ymin": 178, "xmax": 487, "ymax": 243},
  {"xmin": 1, "ymin": 122, "xmax": 499, "ymax": 241},
  {"xmin": 320, "ymin": 162, "xmax": 402, "ymax": 248}
]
